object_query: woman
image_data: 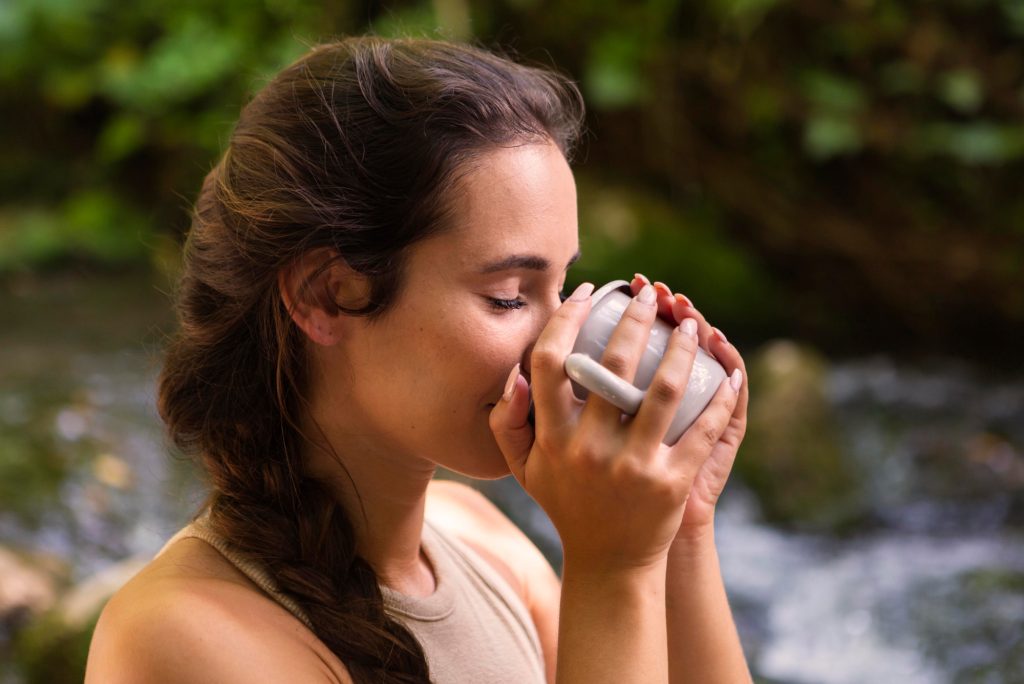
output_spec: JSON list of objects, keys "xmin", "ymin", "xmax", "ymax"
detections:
[{"xmin": 85, "ymin": 36, "xmax": 751, "ymax": 683}]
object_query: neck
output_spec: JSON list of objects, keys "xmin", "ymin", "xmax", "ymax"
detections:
[{"xmin": 303, "ymin": 426, "xmax": 439, "ymax": 598}]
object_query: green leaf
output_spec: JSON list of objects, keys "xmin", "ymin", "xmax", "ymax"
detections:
[
  {"xmin": 585, "ymin": 33, "xmax": 647, "ymax": 109},
  {"xmin": 801, "ymin": 70, "xmax": 866, "ymax": 114},
  {"xmin": 804, "ymin": 115, "xmax": 862, "ymax": 159},
  {"xmin": 97, "ymin": 114, "xmax": 145, "ymax": 163},
  {"xmin": 938, "ymin": 69, "xmax": 983, "ymax": 114},
  {"xmin": 99, "ymin": 15, "xmax": 246, "ymax": 110},
  {"xmin": 63, "ymin": 190, "xmax": 148, "ymax": 262},
  {"xmin": 913, "ymin": 123, "xmax": 1024, "ymax": 164},
  {"xmin": 0, "ymin": 208, "xmax": 65, "ymax": 269}
]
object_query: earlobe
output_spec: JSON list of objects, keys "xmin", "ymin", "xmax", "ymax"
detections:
[{"xmin": 278, "ymin": 248, "xmax": 365, "ymax": 347}]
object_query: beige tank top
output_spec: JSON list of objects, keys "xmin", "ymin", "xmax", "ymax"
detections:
[{"xmin": 156, "ymin": 513, "xmax": 546, "ymax": 683}]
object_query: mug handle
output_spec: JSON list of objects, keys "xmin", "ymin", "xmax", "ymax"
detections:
[{"xmin": 564, "ymin": 353, "xmax": 644, "ymax": 416}]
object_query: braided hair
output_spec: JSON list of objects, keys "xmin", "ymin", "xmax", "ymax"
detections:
[{"xmin": 157, "ymin": 37, "xmax": 583, "ymax": 682}]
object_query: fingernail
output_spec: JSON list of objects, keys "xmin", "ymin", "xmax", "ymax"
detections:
[
  {"xmin": 713, "ymin": 326, "xmax": 728, "ymax": 344},
  {"xmin": 729, "ymin": 368, "xmax": 743, "ymax": 393},
  {"xmin": 681, "ymin": 318, "xmax": 697, "ymax": 337},
  {"xmin": 568, "ymin": 282, "xmax": 595, "ymax": 302},
  {"xmin": 634, "ymin": 273, "xmax": 651, "ymax": 286},
  {"xmin": 637, "ymin": 283, "xmax": 656, "ymax": 304},
  {"xmin": 502, "ymin": 363, "xmax": 521, "ymax": 402},
  {"xmin": 673, "ymin": 293, "xmax": 693, "ymax": 308},
  {"xmin": 653, "ymin": 281, "xmax": 672, "ymax": 298}
]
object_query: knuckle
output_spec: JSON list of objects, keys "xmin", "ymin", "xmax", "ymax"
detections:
[
  {"xmin": 648, "ymin": 473, "xmax": 678, "ymax": 503},
  {"xmin": 570, "ymin": 440, "xmax": 605, "ymax": 471},
  {"xmin": 530, "ymin": 347, "xmax": 563, "ymax": 374},
  {"xmin": 609, "ymin": 456, "xmax": 642, "ymax": 483},
  {"xmin": 693, "ymin": 416, "xmax": 722, "ymax": 449},
  {"xmin": 648, "ymin": 375, "xmax": 686, "ymax": 405},
  {"xmin": 534, "ymin": 428, "xmax": 559, "ymax": 454},
  {"xmin": 601, "ymin": 350, "xmax": 632, "ymax": 377}
]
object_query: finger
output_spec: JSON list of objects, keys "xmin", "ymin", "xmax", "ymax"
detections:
[
  {"xmin": 668, "ymin": 368, "xmax": 743, "ymax": 480},
  {"xmin": 581, "ymin": 283, "xmax": 658, "ymax": 427},
  {"xmin": 489, "ymin": 364, "xmax": 535, "ymax": 484},
  {"xmin": 632, "ymin": 273, "xmax": 651, "ymax": 290},
  {"xmin": 707, "ymin": 328, "xmax": 748, "ymax": 427},
  {"xmin": 529, "ymin": 282, "xmax": 595, "ymax": 426},
  {"xmin": 565, "ymin": 354, "xmax": 644, "ymax": 415},
  {"xmin": 671, "ymin": 295, "xmax": 714, "ymax": 353},
  {"xmin": 626, "ymin": 317, "xmax": 699, "ymax": 452},
  {"xmin": 629, "ymin": 275, "xmax": 675, "ymax": 324},
  {"xmin": 652, "ymin": 281, "xmax": 678, "ymax": 323}
]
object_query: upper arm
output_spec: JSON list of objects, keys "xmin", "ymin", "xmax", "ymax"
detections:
[
  {"xmin": 426, "ymin": 480, "xmax": 561, "ymax": 683},
  {"xmin": 86, "ymin": 577, "xmax": 351, "ymax": 684}
]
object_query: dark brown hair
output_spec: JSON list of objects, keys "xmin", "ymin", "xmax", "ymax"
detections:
[{"xmin": 157, "ymin": 36, "xmax": 583, "ymax": 682}]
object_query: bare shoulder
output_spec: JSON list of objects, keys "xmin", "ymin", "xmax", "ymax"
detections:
[{"xmin": 86, "ymin": 538, "xmax": 352, "ymax": 684}]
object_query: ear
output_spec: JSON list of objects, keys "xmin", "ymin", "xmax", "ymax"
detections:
[{"xmin": 278, "ymin": 248, "xmax": 371, "ymax": 346}]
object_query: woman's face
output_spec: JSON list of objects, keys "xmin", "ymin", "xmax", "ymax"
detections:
[{"xmin": 325, "ymin": 141, "xmax": 580, "ymax": 478}]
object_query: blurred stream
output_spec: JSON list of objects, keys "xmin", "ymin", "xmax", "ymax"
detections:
[{"xmin": 1, "ymin": 272, "xmax": 1022, "ymax": 683}]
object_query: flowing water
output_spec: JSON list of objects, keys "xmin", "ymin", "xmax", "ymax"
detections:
[{"xmin": 1, "ymin": 272, "xmax": 1022, "ymax": 683}]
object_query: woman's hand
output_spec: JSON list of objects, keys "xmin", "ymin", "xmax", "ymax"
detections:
[
  {"xmin": 488, "ymin": 281, "xmax": 742, "ymax": 571},
  {"xmin": 627, "ymin": 275, "xmax": 748, "ymax": 539}
]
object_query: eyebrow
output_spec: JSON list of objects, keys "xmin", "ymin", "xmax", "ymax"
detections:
[{"xmin": 478, "ymin": 250, "xmax": 582, "ymax": 274}]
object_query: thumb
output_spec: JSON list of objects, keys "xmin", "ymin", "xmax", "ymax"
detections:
[{"xmin": 488, "ymin": 364, "xmax": 534, "ymax": 482}]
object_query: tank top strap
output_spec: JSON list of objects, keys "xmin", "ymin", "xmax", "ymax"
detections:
[
  {"xmin": 156, "ymin": 510, "xmax": 545, "ymax": 680},
  {"xmin": 155, "ymin": 512, "xmax": 314, "ymax": 629}
]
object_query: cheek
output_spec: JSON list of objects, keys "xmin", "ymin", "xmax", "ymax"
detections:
[{"xmin": 471, "ymin": 316, "xmax": 535, "ymax": 366}]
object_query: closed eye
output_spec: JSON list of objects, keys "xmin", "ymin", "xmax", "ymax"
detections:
[{"xmin": 488, "ymin": 297, "xmax": 526, "ymax": 311}]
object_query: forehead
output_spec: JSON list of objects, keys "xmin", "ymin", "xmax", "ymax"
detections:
[{"xmin": 436, "ymin": 142, "xmax": 579, "ymax": 267}]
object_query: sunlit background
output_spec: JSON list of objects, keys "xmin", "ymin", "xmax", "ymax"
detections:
[{"xmin": 2, "ymin": 1, "xmax": 1022, "ymax": 682}]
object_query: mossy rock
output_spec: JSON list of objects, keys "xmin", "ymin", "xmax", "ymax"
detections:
[{"xmin": 738, "ymin": 340, "xmax": 863, "ymax": 531}]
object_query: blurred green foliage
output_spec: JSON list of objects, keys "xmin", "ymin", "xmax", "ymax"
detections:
[
  {"xmin": 1, "ymin": 0, "xmax": 1022, "ymax": 356},
  {"xmin": 13, "ymin": 609, "xmax": 98, "ymax": 684}
]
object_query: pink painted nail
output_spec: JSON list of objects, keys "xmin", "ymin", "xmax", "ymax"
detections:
[
  {"xmin": 681, "ymin": 318, "xmax": 698, "ymax": 338},
  {"xmin": 634, "ymin": 273, "xmax": 651, "ymax": 286},
  {"xmin": 713, "ymin": 326, "xmax": 728, "ymax": 344},
  {"xmin": 673, "ymin": 293, "xmax": 694, "ymax": 308},
  {"xmin": 730, "ymin": 369, "xmax": 743, "ymax": 393},
  {"xmin": 637, "ymin": 284, "xmax": 656, "ymax": 304},
  {"xmin": 502, "ymin": 363, "xmax": 521, "ymax": 402},
  {"xmin": 568, "ymin": 282, "xmax": 595, "ymax": 302}
]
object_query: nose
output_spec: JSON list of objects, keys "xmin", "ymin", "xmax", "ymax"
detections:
[{"xmin": 522, "ymin": 290, "xmax": 568, "ymax": 379}]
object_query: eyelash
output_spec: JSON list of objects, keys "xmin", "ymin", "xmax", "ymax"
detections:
[
  {"xmin": 488, "ymin": 297, "xmax": 526, "ymax": 311},
  {"xmin": 487, "ymin": 289, "xmax": 567, "ymax": 312}
]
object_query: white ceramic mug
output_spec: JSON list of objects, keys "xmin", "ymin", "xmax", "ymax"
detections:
[{"xmin": 564, "ymin": 279, "xmax": 727, "ymax": 445}]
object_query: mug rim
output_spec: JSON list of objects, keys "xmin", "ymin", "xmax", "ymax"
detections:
[{"xmin": 589, "ymin": 279, "xmax": 632, "ymax": 304}]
